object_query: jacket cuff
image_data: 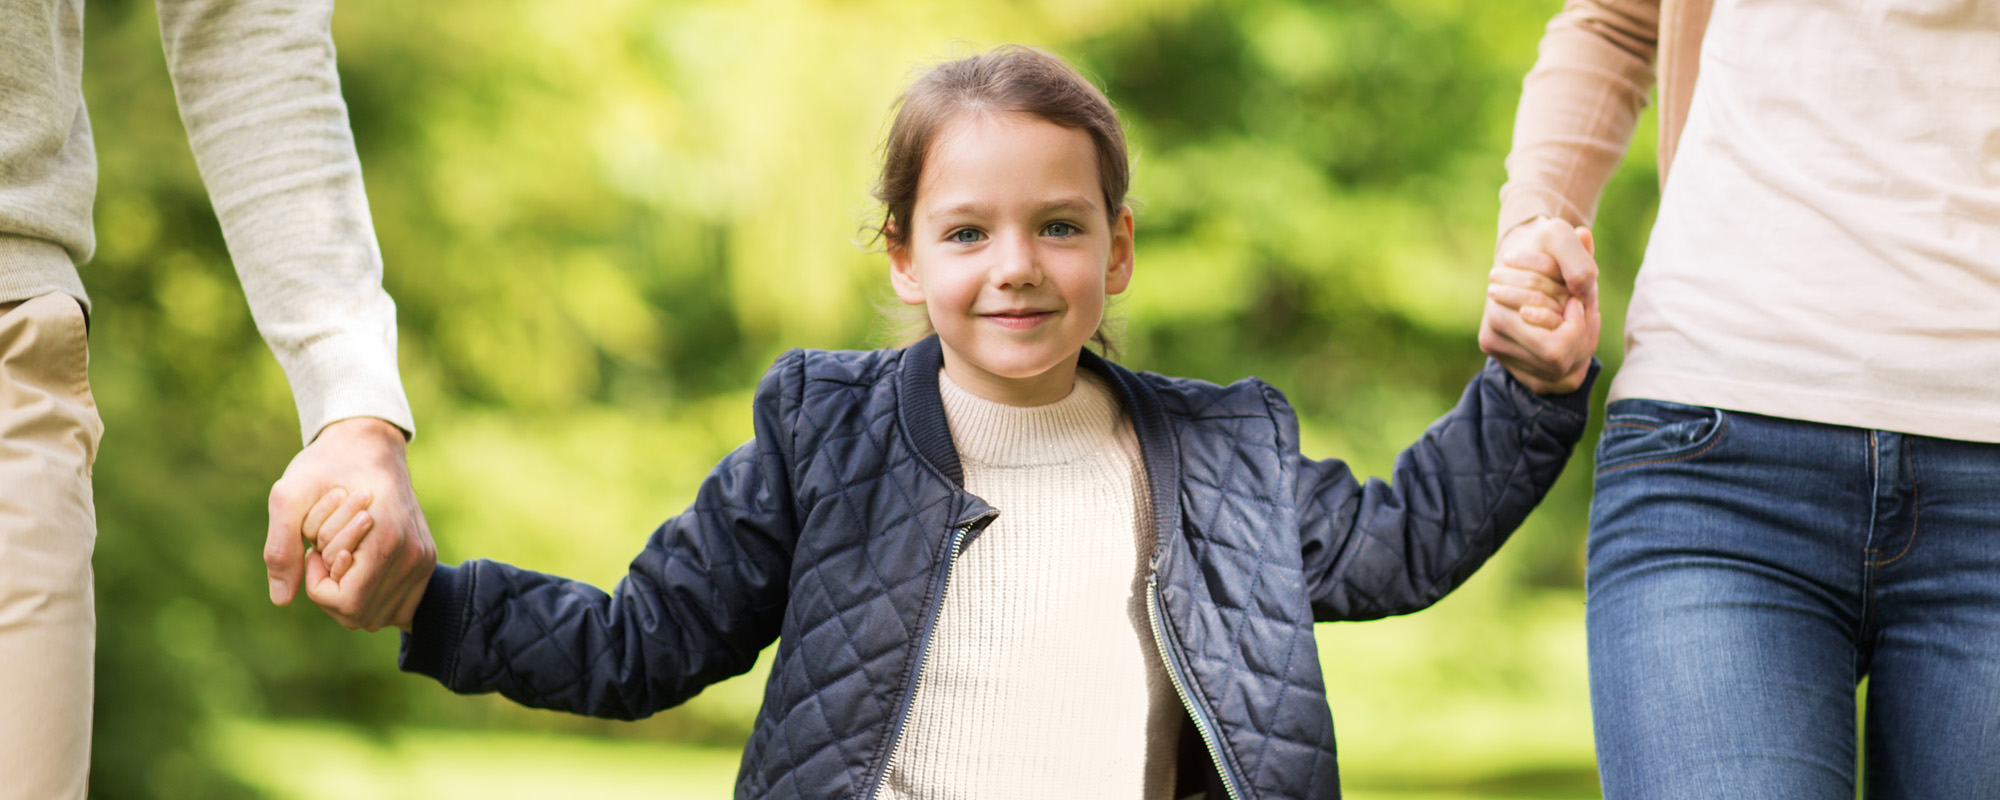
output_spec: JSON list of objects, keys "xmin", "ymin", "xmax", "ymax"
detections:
[
  {"xmin": 398, "ymin": 562, "xmax": 469, "ymax": 683},
  {"xmin": 1489, "ymin": 357, "xmax": 1600, "ymax": 421}
]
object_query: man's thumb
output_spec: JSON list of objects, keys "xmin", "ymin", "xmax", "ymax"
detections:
[{"xmin": 265, "ymin": 489, "xmax": 310, "ymax": 605}]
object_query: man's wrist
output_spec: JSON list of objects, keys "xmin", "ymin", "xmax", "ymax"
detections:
[{"xmin": 313, "ymin": 416, "xmax": 410, "ymax": 447}]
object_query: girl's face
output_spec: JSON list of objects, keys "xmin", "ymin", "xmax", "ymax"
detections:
[{"xmin": 890, "ymin": 111, "xmax": 1135, "ymax": 407}]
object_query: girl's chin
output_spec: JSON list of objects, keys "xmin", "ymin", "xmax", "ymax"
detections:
[
  {"xmin": 967, "ymin": 360, "xmax": 1067, "ymax": 383},
  {"xmin": 960, "ymin": 345, "xmax": 1082, "ymax": 376},
  {"xmin": 940, "ymin": 345, "xmax": 1086, "ymax": 401}
]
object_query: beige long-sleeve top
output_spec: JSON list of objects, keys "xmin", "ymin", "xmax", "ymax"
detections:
[
  {"xmin": 1501, "ymin": 0, "xmax": 2000, "ymax": 443},
  {"xmin": 2, "ymin": 0, "xmax": 412, "ymax": 443}
]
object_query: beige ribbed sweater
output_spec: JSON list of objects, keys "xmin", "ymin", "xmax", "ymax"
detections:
[{"xmin": 880, "ymin": 369, "xmax": 1179, "ymax": 799}]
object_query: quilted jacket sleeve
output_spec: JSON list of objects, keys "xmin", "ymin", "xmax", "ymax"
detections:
[
  {"xmin": 1294, "ymin": 359, "xmax": 1595, "ymax": 622},
  {"xmin": 396, "ymin": 351, "xmax": 806, "ymax": 719}
]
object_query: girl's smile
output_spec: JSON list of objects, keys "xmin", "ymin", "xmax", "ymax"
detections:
[
  {"xmin": 889, "ymin": 110, "xmax": 1135, "ymax": 407},
  {"xmin": 980, "ymin": 308, "xmax": 1054, "ymax": 329}
]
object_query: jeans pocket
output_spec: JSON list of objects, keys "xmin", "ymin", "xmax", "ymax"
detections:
[{"xmin": 1594, "ymin": 399, "xmax": 1728, "ymax": 475}]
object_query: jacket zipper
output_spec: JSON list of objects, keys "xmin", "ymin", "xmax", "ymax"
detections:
[
  {"xmin": 868, "ymin": 514, "xmax": 991, "ymax": 799},
  {"xmin": 1148, "ymin": 575, "xmax": 1245, "ymax": 800}
]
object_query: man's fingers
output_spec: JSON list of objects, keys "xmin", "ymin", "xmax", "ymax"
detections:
[
  {"xmin": 264, "ymin": 485, "xmax": 314, "ymax": 606},
  {"xmin": 1578, "ymin": 227, "xmax": 1596, "ymax": 257}
]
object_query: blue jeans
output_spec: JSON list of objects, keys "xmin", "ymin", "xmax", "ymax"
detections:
[{"xmin": 1586, "ymin": 399, "xmax": 2000, "ymax": 799}]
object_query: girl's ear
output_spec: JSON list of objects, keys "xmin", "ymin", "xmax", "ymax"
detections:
[
  {"xmin": 1104, "ymin": 206, "xmax": 1136, "ymax": 296},
  {"xmin": 888, "ymin": 240, "xmax": 928, "ymax": 306}
]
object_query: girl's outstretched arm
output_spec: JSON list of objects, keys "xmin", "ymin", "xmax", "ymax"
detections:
[
  {"xmin": 396, "ymin": 352, "xmax": 806, "ymax": 720},
  {"xmin": 1293, "ymin": 360, "xmax": 1595, "ymax": 622}
]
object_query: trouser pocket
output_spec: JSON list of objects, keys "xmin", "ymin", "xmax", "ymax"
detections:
[{"xmin": 0, "ymin": 291, "xmax": 103, "ymax": 800}]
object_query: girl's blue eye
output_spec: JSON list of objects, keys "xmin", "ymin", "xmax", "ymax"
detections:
[
  {"xmin": 1044, "ymin": 222, "xmax": 1078, "ymax": 238},
  {"xmin": 948, "ymin": 228, "xmax": 984, "ymax": 244}
]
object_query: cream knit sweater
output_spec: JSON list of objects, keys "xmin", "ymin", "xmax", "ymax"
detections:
[{"xmin": 880, "ymin": 369, "xmax": 1180, "ymax": 799}]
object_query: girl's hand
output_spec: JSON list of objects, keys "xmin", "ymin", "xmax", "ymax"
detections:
[
  {"xmin": 295, "ymin": 482, "xmax": 431, "ymax": 632},
  {"xmin": 1487, "ymin": 257, "xmax": 1572, "ymax": 330},
  {"xmin": 267, "ymin": 418, "xmax": 437, "ymax": 632},
  {"xmin": 1478, "ymin": 218, "xmax": 1600, "ymax": 395},
  {"xmin": 301, "ymin": 486, "xmax": 371, "ymax": 586}
]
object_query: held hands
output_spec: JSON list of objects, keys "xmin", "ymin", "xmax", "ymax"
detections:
[
  {"xmin": 302, "ymin": 487, "xmax": 371, "ymax": 589},
  {"xmin": 265, "ymin": 417, "xmax": 436, "ymax": 632},
  {"xmin": 1478, "ymin": 217, "xmax": 1602, "ymax": 395}
]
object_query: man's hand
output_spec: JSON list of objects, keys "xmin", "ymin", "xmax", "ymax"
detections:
[
  {"xmin": 265, "ymin": 417, "xmax": 435, "ymax": 631},
  {"xmin": 1478, "ymin": 217, "xmax": 1601, "ymax": 395}
]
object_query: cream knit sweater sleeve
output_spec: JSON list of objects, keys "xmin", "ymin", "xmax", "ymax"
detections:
[{"xmin": 157, "ymin": 0, "xmax": 412, "ymax": 443}]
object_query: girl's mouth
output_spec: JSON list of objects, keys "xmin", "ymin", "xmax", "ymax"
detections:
[{"xmin": 981, "ymin": 310, "xmax": 1054, "ymax": 330}]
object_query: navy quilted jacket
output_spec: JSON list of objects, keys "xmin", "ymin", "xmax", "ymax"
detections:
[{"xmin": 400, "ymin": 335, "xmax": 1593, "ymax": 799}]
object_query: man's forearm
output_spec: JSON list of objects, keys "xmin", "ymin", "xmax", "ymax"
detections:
[{"xmin": 157, "ymin": 0, "xmax": 413, "ymax": 443}]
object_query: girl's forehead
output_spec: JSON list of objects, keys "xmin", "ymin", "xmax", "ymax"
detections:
[{"xmin": 916, "ymin": 111, "xmax": 1102, "ymax": 213}]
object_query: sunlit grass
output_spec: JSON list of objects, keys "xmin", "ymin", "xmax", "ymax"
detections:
[{"xmin": 214, "ymin": 721, "xmax": 742, "ymax": 799}]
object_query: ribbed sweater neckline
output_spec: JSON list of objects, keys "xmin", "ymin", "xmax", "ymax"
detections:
[{"xmin": 939, "ymin": 368, "xmax": 1125, "ymax": 468}]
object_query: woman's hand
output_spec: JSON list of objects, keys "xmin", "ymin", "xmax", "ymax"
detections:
[{"xmin": 1478, "ymin": 217, "xmax": 1601, "ymax": 395}]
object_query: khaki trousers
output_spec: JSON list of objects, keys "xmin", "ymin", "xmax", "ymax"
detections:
[{"xmin": 0, "ymin": 293, "xmax": 101, "ymax": 799}]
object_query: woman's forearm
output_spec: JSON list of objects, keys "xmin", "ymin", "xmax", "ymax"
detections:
[{"xmin": 1497, "ymin": 0, "xmax": 1663, "ymax": 239}]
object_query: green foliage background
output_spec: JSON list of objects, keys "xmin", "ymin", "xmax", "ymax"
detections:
[{"xmin": 76, "ymin": 0, "xmax": 1660, "ymax": 796}]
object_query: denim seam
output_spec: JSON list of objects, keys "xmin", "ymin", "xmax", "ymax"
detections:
[
  {"xmin": 1866, "ymin": 448, "xmax": 1921, "ymax": 567},
  {"xmin": 1864, "ymin": 430, "xmax": 1880, "ymax": 559},
  {"xmin": 1601, "ymin": 422, "xmax": 1659, "ymax": 432},
  {"xmin": 1861, "ymin": 431, "xmax": 1880, "ymax": 654},
  {"xmin": 1595, "ymin": 414, "xmax": 1731, "ymax": 476}
]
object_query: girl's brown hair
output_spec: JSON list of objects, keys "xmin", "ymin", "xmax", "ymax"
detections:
[{"xmin": 873, "ymin": 46, "xmax": 1131, "ymax": 351}]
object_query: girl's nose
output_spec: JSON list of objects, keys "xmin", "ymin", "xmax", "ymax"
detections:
[{"xmin": 989, "ymin": 231, "xmax": 1042, "ymax": 289}]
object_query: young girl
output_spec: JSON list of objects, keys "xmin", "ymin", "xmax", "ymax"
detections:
[{"xmin": 307, "ymin": 45, "xmax": 1597, "ymax": 800}]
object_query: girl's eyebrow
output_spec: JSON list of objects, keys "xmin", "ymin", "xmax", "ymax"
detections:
[
  {"xmin": 1034, "ymin": 197, "xmax": 1100, "ymax": 217},
  {"xmin": 926, "ymin": 196, "xmax": 1100, "ymax": 223}
]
